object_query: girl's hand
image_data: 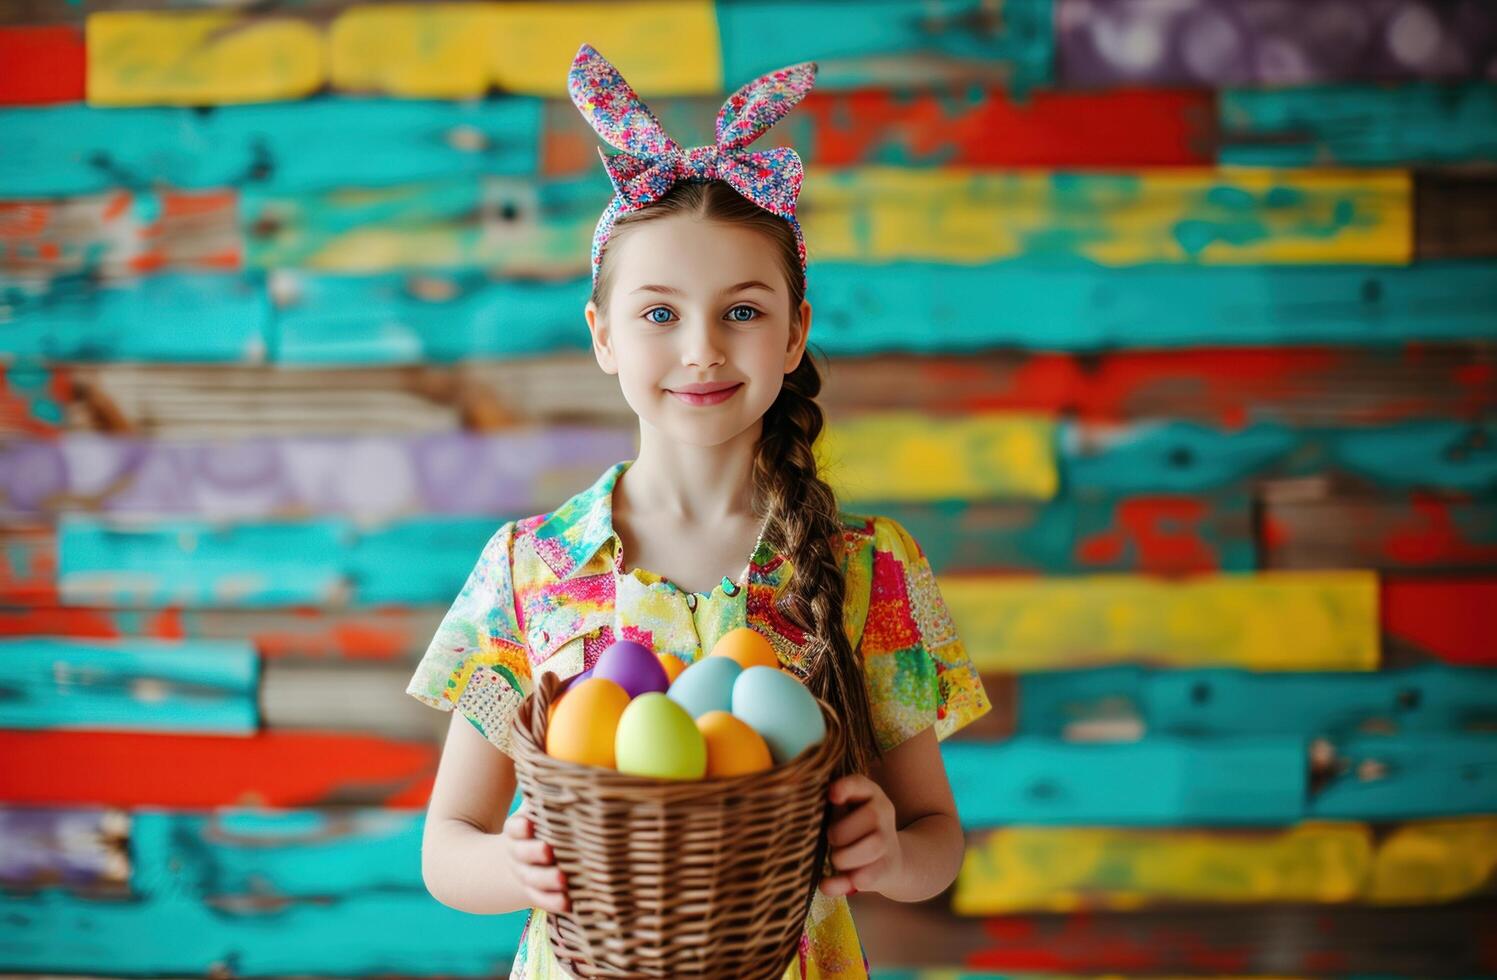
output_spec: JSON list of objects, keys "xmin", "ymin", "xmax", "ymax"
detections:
[
  {"xmin": 502, "ymin": 803, "xmax": 570, "ymax": 915},
  {"xmin": 818, "ymin": 773, "xmax": 903, "ymax": 898}
]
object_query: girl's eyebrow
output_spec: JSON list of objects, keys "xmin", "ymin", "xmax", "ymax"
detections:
[{"xmin": 630, "ymin": 280, "xmax": 776, "ymax": 296}]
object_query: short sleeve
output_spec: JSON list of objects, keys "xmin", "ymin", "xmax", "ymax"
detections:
[
  {"xmin": 858, "ymin": 515, "xmax": 992, "ymax": 754},
  {"xmin": 405, "ymin": 520, "xmax": 533, "ymax": 757}
]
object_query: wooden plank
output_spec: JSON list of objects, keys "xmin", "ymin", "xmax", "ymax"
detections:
[
  {"xmin": 0, "ymin": 806, "xmax": 128, "ymax": 891},
  {"xmin": 850, "ymin": 890, "xmax": 1497, "ymax": 973},
  {"xmin": 944, "ymin": 570, "xmax": 1379, "ymax": 673},
  {"xmin": 3, "ymin": 272, "xmax": 270, "ymax": 362},
  {"xmin": 1417, "ymin": 171, "xmax": 1497, "ymax": 259},
  {"xmin": 720, "ymin": 0, "xmax": 1053, "ymax": 93},
  {"xmin": 0, "ymin": 636, "xmax": 258, "ymax": 734},
  {"xmin": 955, "ymin": 817, "xmax": 1497, "ymax": 914},
  {"xmin": 0, "ymin": 808, "xmax": 527, "ymax": 975},
  {"xmin": 0, "ymin": 24, "xmax": 85, "ymax": 105},
  {"xmin": 1058, "ymin": 0, "xmax": 1497, "ymax": 87},
  {"xmin": 85, "ymin": 11, "xmax": 325, "ymax": 106},
  {"xmin": 1015, "ymin": 663, "xmax": 1497, "ymax": 740},
  {"xmin": 0, "ymin": 361, "xmax": 71, "ymax": 435},
  {"xmin": 1310, "ymin": 733, "xmax": 1497, "ymax": 820},
  {"xmin": 0, "ymin": 728, "xmax": 439, "ymax": 807},
  {"xmin": 817, "ymin": 412, "xmax": 1059, "ymax": 503},
  {"xmin": 1220, "ymin": 83, "xmax": 1497, "ymax": 167},
  {"xmin": 0, "ymin": 189, "xmax": 240, "ymax": 280},
  {"xmin": 956, "ymin": 822, "xmax": 1373, "ymax": 913},
  {"xmin": 943, "ymin": 735, "xmax": 1307, "ymax": 826},
  {"xmin": 0, "ymin": 98, "xmax": 542, "ymax": 198},
  {"xmin": 1382, "ymin": 576, "xmax": 1497, "ymax": 667},
  {"xmin": 0, "ymin": 524, "xmax": 56, "ymax": 604},
  {"xmin": 1262, "ymin": 487, "xmax": 1497, "ymax": 573},
  {"xmin": 0, "ymin": 602, "xmax": 444, "ymax": 663},
  {"xmin": 327, "ymin": 3, "xmax": 503, "ymax": 99},
  {"xmin": 804, "ymin": 166, "xmax": 1413, "ymax": 266}
]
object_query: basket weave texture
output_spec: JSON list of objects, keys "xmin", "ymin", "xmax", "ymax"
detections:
[{"xmin": 510, "ymin": 669, "xmax": 844, "ymax": 979}]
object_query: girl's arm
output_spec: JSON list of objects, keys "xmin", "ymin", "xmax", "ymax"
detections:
[
  {"xmin": 420, "ymin": 710, "xmax": 567, "ymax": 915},
  {"xmin": 820, "ymin": 725, "xmax": 966, "ymax": 903}
]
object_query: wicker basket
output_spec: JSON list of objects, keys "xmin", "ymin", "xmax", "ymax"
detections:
[{"xmin": 510, "ymin": 668, "xmax": 844, "ymax": 979}]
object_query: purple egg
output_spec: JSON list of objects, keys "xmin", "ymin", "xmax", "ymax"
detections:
[{"xmin": 593, "ymin": 639, "xmax": 670, "ymax": 699}]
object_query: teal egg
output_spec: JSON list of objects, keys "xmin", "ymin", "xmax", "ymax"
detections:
[
  {"xmin": 731, "ymin": 666, "xmax": 826, "ymax": 764},
  {"xmin": 615, "ymin": 692, "xmax": 707, "ymax": 780},
  {"xmin": 666, "ymin": 655, "xmax": 741, "ymax": 718}
]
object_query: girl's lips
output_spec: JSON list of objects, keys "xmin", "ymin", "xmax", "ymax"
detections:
[{"xmin": 668, "ymin": 383, "xmax": 742, "ymax": 406}]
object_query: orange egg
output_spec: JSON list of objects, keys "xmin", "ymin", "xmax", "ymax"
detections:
[
  {"xmin": 546, "ymin": 677, "xmax": 630, "ymax": 768},
  {"xmin": 695, "ymin": 710, "xmax": 773, "ymax": 777},
  {"xmin": 709, "ymin": 626, "xmax": 780, "ymax": 671},
  {"xmin": 657, "ymin": 652, "xmax": 687, "ymax": 684}
]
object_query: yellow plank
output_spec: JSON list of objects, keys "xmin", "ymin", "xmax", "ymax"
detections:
[
  {"xmin": 801, "ymin": 166, "xmax": 1412, "ymax": 266},
  {"xmin": 329, "ymin": 3, "xmax": 503, "ymax": 98},
  {"xmin": 816, "ymin": 411, "xmax": 1059, "ymax": 503},
  {"xmin": 1368, "ymin": 817, "xmax": 1497, "ymax": 904},
  {"xmin": 488, "ymin": 1, "xmax": 721, "ymax": 96},
  {"xmin": 955, "ymin": 823, "xmax": 1372, "ymax": 913},
  {"xmin": 86, "ymin": 11, "xmax": 324, "ymax": 106},
  {"xmin": 943, "ymin": 570, "xmax": 1379, "ymax": 672}
]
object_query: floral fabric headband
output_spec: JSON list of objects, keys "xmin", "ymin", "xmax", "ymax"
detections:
[{"xmin": 566, "ymin": 42, "xmax": 818, "ymax": 294}]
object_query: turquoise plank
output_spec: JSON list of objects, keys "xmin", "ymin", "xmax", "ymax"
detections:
[
  {"xmin": 272, "ymin": 272, "xmax": 587, "ymax": 364},
  {"xmin": 1310, "ymin": 733, "xmax": 1497, "ymax": 820},
  {"xmin": 1061, "ymin": 419, "xmax": 1497, "ymax": 494},
  {"xmin": 60, "ymin": 517, "xmax": 352, "ymax": 607},
  {"xmin": 943, "ymin": 736, "xmax": 1305, "ymax": 827},
  {"xmin": 0, "ymin": 637, "xmax": 258, "ymax": 734},
  {"xmin": 1221, "ymin": 83, "xmax": 1497, "ymax": 167},
  {"xmin": 719, "ymin": 0, "xmax": 1053, "ymax": 93},
  {"xmin": 0, "ymin": 809, "xmax": 525, "ymax": 976},
  {"xmin": 0, "ymin": 273, "xmax": 271, "ymax": 362},
  {"xmin": 0, "ymin": 96, "xmax": 542, "ymax": 198},
  {"xmin": 349, "ymin": 517, "xmax": 507, "ymax": 604},
  {"xmin": 1018, "ymin": 664, "xmax": 1497, "ymax": 739}
]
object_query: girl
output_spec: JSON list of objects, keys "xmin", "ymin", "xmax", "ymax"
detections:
[{"xmin": 406, "ymin": 43, "xmax": 993, "ymax": 979}]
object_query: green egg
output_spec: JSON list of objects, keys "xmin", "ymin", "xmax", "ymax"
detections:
[{"xmin": 615, "ymin": 691, "xmax": 708, "ymax": 780}]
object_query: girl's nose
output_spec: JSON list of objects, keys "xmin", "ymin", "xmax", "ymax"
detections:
[{"xmin": 680, "ymin": 319, "xmax": 727, "ymax": 367}]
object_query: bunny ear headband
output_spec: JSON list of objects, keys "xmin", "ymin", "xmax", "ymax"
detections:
[{"xmin": 567, "ymin": 42, "xmax": 818, "ymax": 293}]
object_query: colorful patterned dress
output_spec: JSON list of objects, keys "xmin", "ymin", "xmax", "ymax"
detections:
[{"xmin": 405, "ymin": 458, "xmax": 993, "ymax": 979}]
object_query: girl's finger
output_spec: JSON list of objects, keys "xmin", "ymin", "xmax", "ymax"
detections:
[
  {"xmin": 818, "ymin": 873, "xmax": 857, "ymax": 898},
  {"xmin": 518, "ymin": 861, "xmax": 567, "ymax": 894},
  {"xmin": 509, "ymin": 837, "xmax": 553, "ymax": 867},
  {"xmin": 829, "ymin": 774, "xmax": 875, "ymax": 806},
  {"xmin": 826, "ymin": 802, "xmax": 878, "ymax": 847},
  {"xmin": 504, "ymin": 813, "xmax": 533, "ymax": 838},
  {"xmin": 828, "ymin": 829, "xmax": 886, "ymax": 872}
]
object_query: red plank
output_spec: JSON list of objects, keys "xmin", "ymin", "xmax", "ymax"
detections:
[
  {"xmin": 1383, "ymin": 576, "xmax": 1497, "ymax": 666},
  {"xmin": 0, "ymin": 25, "xmax": 85, "ymax": 105},
  {"xmin": 0, "ymin": 729, "xmax": 439, "ymax": 808}
]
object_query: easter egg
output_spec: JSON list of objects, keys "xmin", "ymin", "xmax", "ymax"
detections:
[
  {"xmin": 657, "ymin": 652, "xmax": 687, "ymax": 684},
  {"xmin": 562, "ymin": 665, "xmax": 595, "ymax": 692},
  {"xmin": 546, "ymin": 677, "xmax": 630, "ymax": 768},
  {"xmin": 731, "ymin": 666, "xmax": 826, "ymax": 764},
  {"xmin": 615, "ymin": 692, "xmax": 707, "ymax": 780},
  {"xmin": 709, "ymin": 626, "xmax": 780, "ymax": 671},
  {"xmin": 594, "ymin": 640, "xmax": 670, "ymax": 698},
  {"xmin": 667, "ymin": 655, "xmax": 741, "ymax": 718},
  {"xmin": 696, "ymin": 710, "xmax": 773, "ymax": 777}
]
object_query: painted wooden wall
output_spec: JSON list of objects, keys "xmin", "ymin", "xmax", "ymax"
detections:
[{"xmin": 1, "ymin": 0, "xmax": 1494, "ymax": 977}]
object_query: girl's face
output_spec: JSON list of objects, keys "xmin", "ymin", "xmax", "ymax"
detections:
[{"xmin": 584, "ymin": 213, "xmax": 812, "ymax": 448}]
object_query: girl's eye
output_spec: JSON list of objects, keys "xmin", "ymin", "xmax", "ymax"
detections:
[
  {"xmin": 645, "ymin": 307, "xmax": 674, "ymax": 324},
  {"xmin": 726, "ymin": 304, "xmax": 761, "ymax": 322}
]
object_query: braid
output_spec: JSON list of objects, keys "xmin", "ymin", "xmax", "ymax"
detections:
[{"xmin": 752, "ymin": 354, "xmax": 881, "ymax": 780}]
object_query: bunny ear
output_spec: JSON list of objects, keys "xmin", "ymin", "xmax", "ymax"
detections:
[
  {"xmin": 568, "ymin": 42, "xmax": 680, "ymax": 159},
  {"xmin": 714, "ymin": 60, "xmax": 818, "ymax": 151}
]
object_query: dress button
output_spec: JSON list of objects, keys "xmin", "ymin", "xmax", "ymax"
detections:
[
  {"xmin": 685, "ymin": 592, "xmax": 698, "ymax": 611},
  {"xmin": 723, "ymin": 579, "xmax": 740, "ymax": 597}
]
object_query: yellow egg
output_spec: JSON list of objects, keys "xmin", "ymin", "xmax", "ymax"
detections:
[
  {"xmin": 709, "ymin": 626, "xmax": 780, "ymax": 671},
  {"xmin": 546, "ymin": 677, "xmax": 630, "ymax": 768},
  {"xmin": 695, "ymin": 710, "xmax": 773, "ymax": 777},
  {"xmin": 657, "ymin": 652, "xmax": 687, "ymax": 684}
]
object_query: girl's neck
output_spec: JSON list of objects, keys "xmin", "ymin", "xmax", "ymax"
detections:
[{"xmin": 620, "ymin": 422, "xmax": 762, "ymax": 524}]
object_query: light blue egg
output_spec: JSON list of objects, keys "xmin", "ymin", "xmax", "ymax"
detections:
[
  {"xmin": 667, "ymin": 656, "xmax": 741, "ymax": 718},
  {"xmin": 731, "ymin": 666, "xmax": 826, "ymax": 764}
]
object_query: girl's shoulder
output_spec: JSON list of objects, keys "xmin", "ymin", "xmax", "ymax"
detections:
[{"xmin": 835, "ymin": 509, "xmax": 926, "ymax": 564}]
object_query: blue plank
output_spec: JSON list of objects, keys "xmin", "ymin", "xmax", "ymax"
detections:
[
  {"xmin": 0, "ymin": 637, "xmax": 258, "ymax": 734},
  {"xmin": 1310, "ymin": 733, "xmax": 1497, "ymax": 820},
  {"xmin": 0, "ymin": 96, "xmax": 542, "ymax": 198},
  {"xmin": 943, "ymin": 736, "xmax": 1305, "ymax": 827}
]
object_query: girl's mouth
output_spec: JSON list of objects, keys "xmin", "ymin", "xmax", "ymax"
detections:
[{"xmin": 668, "ymin": 384, "xmax": 742, "ymax": 406}]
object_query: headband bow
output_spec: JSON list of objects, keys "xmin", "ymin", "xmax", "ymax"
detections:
[{"xmin": 567, "ymin": 42, "xmax": 818, "ymax": 292}]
